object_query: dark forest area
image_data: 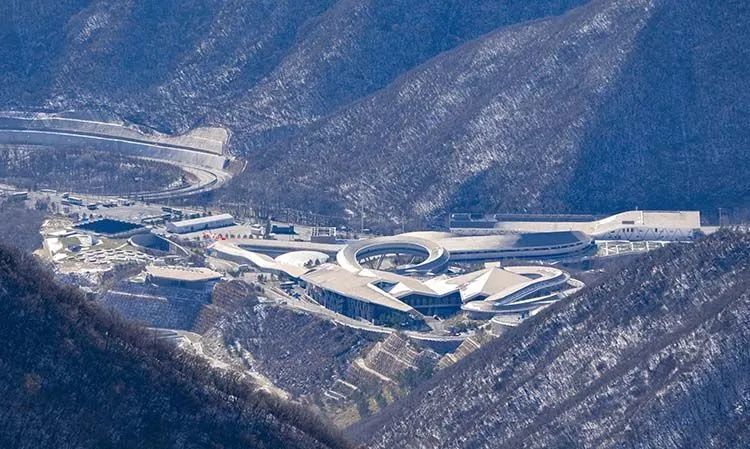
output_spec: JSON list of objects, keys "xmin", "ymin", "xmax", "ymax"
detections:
[
  {"xmin": 0, "ymin": 147, "xmax": 186, "ymax": 195},
  {"xmin": 0, "ymin": 245, "xmax": 351, "ymax": 449}
]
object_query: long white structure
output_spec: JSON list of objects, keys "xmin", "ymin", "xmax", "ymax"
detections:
[
  {"xmin": 334, "ymin": 231, "xmax": 593, "ymax": 275},
  {"xmin": 429, "ymin": 231, "xmax": 593, "ymax": 262},
  {"xmin": 0, "ymin": 112, "xmax": 234, "ymax": 200},
  {"xmin": 166, "ymin": 214, "xmax": 235, "ymax": 234},
  {"xmin": 450, "ymin": 210, "xmax": 703, "ymax": 241},
  {"xmin": 208, "ymin": 241, "xmax": 312, "ymax": 278}
]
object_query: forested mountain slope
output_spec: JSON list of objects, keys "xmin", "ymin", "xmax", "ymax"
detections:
[
  {"xmin": 0, "ymin": 246, "xmax": 351, "ymax": 449},
  {"xmin": 0, "ymin": 201, "xmax": 45, "ymax": 253},
  {"xmin": 353, "ymin": 230, "xmax": 750, "ymax": 449},
  {"xmin": 2, "ymin": 0, "xmax": 749, "ymax": 218},
  {"xmin": 1, "ymin": 0, "xmax": 584, "ymax": 133},
  {"xmin": 236, "ymin": 0, "xmax": 750, "ymax": 218}
]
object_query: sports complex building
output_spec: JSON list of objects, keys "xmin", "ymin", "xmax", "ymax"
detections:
[
  {"xmin": 211, "ymin": 229, "xmax": 593, "ymax": 327},
  {"xmin": 208, "ymin": 210, "xmax": 706, "ymax": 327},
  {"xmin": 298, "ymin": 262, "xmax": 580, "ymax": 327}
]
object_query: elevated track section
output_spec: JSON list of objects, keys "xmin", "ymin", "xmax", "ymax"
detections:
[{"xmin": 0, "ymin": 112, "xmax": 234, "ymax": 200}]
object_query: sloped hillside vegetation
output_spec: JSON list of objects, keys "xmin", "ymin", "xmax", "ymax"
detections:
[
  {"xmin": 0, "ymin": 146, "xmax": 186, "ymax": 194},
  {"xmin": 353, "ymin": 230, "xmax": 750, "ymax": 449},
  {"xmin": 2, "ymin": 0, "xmax": 748, "ymax": 219},
  {"xmin": 0, "ymin": 200, "xmax": 46, "ymax": 253},
  {"xmin": 233, "ymin": 0, "xmax": 750, "ymax": 220},
  {"xmin": 0, "ymin": 246, "xmax": 351, "ymax": 449},
  {"xmin": 198, "ymin": 283, "xmax": 380, "ymax": 401},
  {"xmin": 0, "ymin": 0, "xmax": 585, "ymax": 132}
]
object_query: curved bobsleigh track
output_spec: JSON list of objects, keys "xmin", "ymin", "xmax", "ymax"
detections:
[
  {"xmin": 335, "ymin": 231, "xmax": 594, "ymax": 276},
  {"xmin": 337, "ymin": 235, "xmax": 450, "ymax": 275},
  {"xmin": 0, "ymin": 112, "xmax": 234, "ymax": 200}
]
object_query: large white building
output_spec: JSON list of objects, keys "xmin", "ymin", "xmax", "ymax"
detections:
[
  {"xmin": 166, "ymin": 213, "xmax": 234, "ymax": 234},
  {"xmin": 450, "ymin": 210, "xmax": 703, "ymax": 241},
  {"xmin": 336, "ymin": 231, "xmax": 593, "ymax": 274},
  {"xmin": 145, "ymin": 265, "xmax": 223, "ymax": 289},
  {"xmin": 299, "ymin": 263, "xmax": 579, "ymax": 326}
]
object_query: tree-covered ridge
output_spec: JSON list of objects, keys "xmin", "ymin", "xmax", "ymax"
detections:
[
  {"xmin": 355, "ymin": 230, "xmax": 750, "ymax": 449},
  {"xmin": 0, "ymin": 245, "xmax": 351, "ymax": 449},
  {"xmin": 10, "ymin": 1, "xmax": 749, "ymax": 221},
  {"xmin": 0, "ymin": 200, "xmax": 46, "ymax": 253}
]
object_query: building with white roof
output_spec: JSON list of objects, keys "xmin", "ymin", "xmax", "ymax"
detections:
[
  {"xmin": 300, "ymin": 264, "xmax": 426, "ymax": 327},
  {"xmin": 209, "ymin": 227, "xmax": 591, "ymax": 326},
  {"xmin": 208, "ymin": 241, "xmax": 313, "ymax": 278},
  {"xmin": 275, "ymin": 251, "xmax": 329, "ymax": 268},
  {"xmin": 166, "ymin": 213, "xmax": 234, "ymax": 234},
  {"xmin": 145, "ymin": 265, "xmax": 223, "ymax": 289},
  {"xmin": 450, "ymin": 210, "xmax": 703, "ymax": 241},
  {"xmin": 300, "ymin": 262, "xmax": 575, "ymax": 326}
]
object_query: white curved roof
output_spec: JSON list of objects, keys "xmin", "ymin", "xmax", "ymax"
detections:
[
  {"xmin": 336, "ymin": 235, "xmax": 450, "ymax": 274},
  {"xmin": 300, "ymin": 264, "xmax": 418, "ymax": 314},
  {"xmin": 209, "ymin": 241, "xmax": 309, "ymax": 278},
  {"xmin": 275, "ymin": 251, "xmax": 329, "ymax": 268},
  {"xmin": 146, "ymin": 265, "xmax": 222, "ymax": 282}
]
